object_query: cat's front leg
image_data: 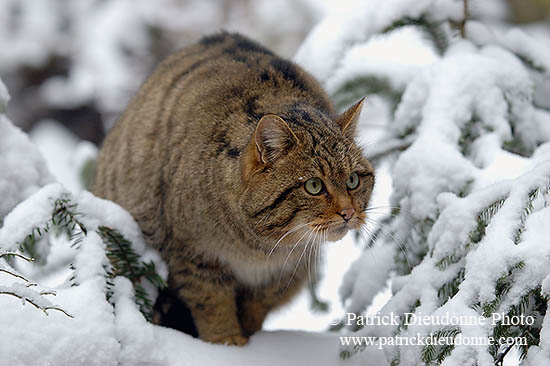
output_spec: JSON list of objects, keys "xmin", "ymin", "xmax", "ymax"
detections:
[
  {"xmin": 171, "ymin": 261, "xmax": 248, "ymax": 346},
  {"xmin": 237, "ymin": 274, "xmax": 306, "ymax": 337}
]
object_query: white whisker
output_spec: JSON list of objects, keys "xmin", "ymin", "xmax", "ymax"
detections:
[
  {"xmin": 307, "ymin": 224, "xmax": 325, "ymax": 289},
  {"xmin": 361, "ymin": 218, "xmax": 412, "ymax": 270},
  {"xmin": 267, "ymin": 222, "xmax": 312, "ymax": 260},
  {"xmin": 278, "ymin": 227, "xmax": 313, "ymax": 289},
  {"xmin": 284, "ymin": 225, "xmax": 320, "ymax": 292}
]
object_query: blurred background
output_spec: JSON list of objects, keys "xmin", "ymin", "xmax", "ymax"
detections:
[{"xmin": 1, "ymin": 0, "xmax": 548, "ymax": 147}]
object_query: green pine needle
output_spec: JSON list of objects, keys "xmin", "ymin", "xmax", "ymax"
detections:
[{"xmin": 97, "ymin": 225, "xmax": 166, "ymax": 320}]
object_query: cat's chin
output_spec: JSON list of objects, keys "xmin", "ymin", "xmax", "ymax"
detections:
[{"xmin": 325, "ymin": 224, "xmax": 350, "ymax": 242}]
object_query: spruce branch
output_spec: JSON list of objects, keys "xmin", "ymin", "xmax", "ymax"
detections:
[
  {"xmin": 18, "ymin": 196, "xmax": 87, "ymax": 262},
  {"xmin": 382, "ymin": 16, "xmax": 448, "ymax": 55},
  {"xmin": 51, "ymin": 196, "xmax": 87, "ymax": 237},
  {"xmin": 332, "ymin": 76, "xmax": 401, "ymax": 112},
  {"xmin": 0, "ymin": 251, "xmax": 34, "ymax": 262},
  {"xmin": 436, "ymin": 196, "xmax": 507, "ymax": 270},
  {"xmin": 366, "ymin": 135, "xmax": 415, "ymax": 165},
  {"xmin": 421, "ymin": 327, "xmax": 461, "ymax": 364},
  {"xmin": 0, "ymin": 267, "xmax": 30, "ymax": 282},
  {"xmin": 514, "ymin": 188, "xmax": 541, "ymax": 244},
  {"xmin": 0, "ymin": 251, "xmax": 34, "ymax": 283},
  {"xmin": 97, "ymin": 226, "xmax": 167, "ymax": 320},
  {"xmin": 438, "ymin": 267, "xmax": 465, "ymax": 305},
  {"xmin": 489, "ymin": 288, "xmax": 546, "ymax": 361},
  {"xmin": 459, "ymin": 0, "xmax": 469, "ymax": 38},
  {"xmin": 4, "ymin": 195, "xmax": 166, "ymax": 322},
  {"xmin": 0, "ymin": 251, "xmax": 73, "ymax": 318},
  {"xmin": 0, "ymin": 283, "xmax": 73, "ymax": 318}
]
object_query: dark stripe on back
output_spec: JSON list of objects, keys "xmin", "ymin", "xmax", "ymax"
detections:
[
  {"xmin": 260, "ymin": 71, "xmax": 270, "ymax": 81},
  {"xmin": 227, "ymin": 147, "xmax": 241, "ymax": 158},
  {"xmin": 199, "ymin": 32, "xmax": 228, "ymax": 46},
  {"xmin": 245, "ymin": 95, "xmax": 261, "ymax": 122},
  {"xmin": 270, "ymin": 58, "xmax": 309, "ymax": 92}
]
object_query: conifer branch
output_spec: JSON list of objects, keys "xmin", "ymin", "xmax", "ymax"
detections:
[
  {"xmin": 97, "ymin": 226, "xmax": 167, "ymax": 320},
  {"xmin": 7, "ymin": 195, "xmax": 166, "ymax": 322},
  {"xmin": 421, "ymin": 327, "xmax": 461, "ymax": 363},
  {"xmin": 0, "ymin": 251, "xmax": 73, "ymax": 318},
  {"xmin": 0, "ymin": 251, "xmax": 34, "ymax": 282},
  {"xmin": 382, "ymin": 16, "xmax": 448, "ymax": 55},
  {"xmin": 460, "ymin": 0, "xmax": 469, "ymax": 38},
  {"xmin": 0, "ymin": 285, "xmax": 73, "ymax": 318}
]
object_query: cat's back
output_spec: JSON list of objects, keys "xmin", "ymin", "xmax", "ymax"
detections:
[{"xmin": 94, "ymin": 32, "xmax": 334, "ymax": 244}]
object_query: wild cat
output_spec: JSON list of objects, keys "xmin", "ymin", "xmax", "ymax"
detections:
[{"xmin": 94, "ymin": 32, "xmax": 374, "ymax": 345}]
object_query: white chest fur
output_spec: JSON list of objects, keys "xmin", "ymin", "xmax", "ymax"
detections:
[{"xmin": 226, "ymin": 256, "xmax": 297, "ymax": 288}]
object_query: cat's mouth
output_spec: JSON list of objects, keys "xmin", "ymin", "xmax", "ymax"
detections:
[
  {"xmin": 322, "ymin": 221, "xmax": 352, "ymax": 241},
  {"xmin": 331, "ymin": 222, "xmax": 348, "ymax": 233}
]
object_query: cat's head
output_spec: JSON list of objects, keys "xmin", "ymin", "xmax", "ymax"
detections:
[{"xmin": 240, "ymin": 98, "xmax": 374, "ymax": 247}]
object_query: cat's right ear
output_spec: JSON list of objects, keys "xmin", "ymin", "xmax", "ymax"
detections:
[
  {"xmin": 336, "ymin": 97, "xmax": 365, "ymax": 139},
  {"xmin": 254, "ymin": 114, "xmax": 298, "ymax": 165}
]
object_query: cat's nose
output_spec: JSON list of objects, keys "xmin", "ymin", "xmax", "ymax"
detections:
[{"xmin": 339, "ymin": 207, "xmax": 355, "ymax": 221}]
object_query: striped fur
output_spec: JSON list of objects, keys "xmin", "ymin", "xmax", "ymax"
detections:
[{"xmin": 94, "ymin": 32, "xmax": 374, "ymax": 345}]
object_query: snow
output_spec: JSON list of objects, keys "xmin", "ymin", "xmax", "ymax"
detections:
[
  {"xmin": 340, "ymin": 86, "xmax": 550, "ymax": 365},
  {"xmin": 0, "ymin": 108, "xmax": 54, "ymax": 223},
  {"xmin": 324, "ymin": 26, "xmax": 439, "ymax": 100},
  {"xmin": 77, "ymin": 190, "xmax": 168, "ymax": 282},
  {"xmin": 30, "ymin": 120, "xmax": 91, "ymax": 193},
  {"xmin": 0, "ymin": 78, "xmax": 8, "ymax": 112},
  {"xmin": 0, "ymin": 279, "xmax": 120, "ymax": 366},
  {"xmin": 114, "ymin": 280, "xmax": 370, "ymax": 366},
  {"xmin": 295, "ymin": 0, "xmax": 462, "ymax": 85},
  {"xmin": 0, "ymin": 183, "xmax": 167, "ymax": 366},
  {"xmin": 0, "ymin": 282, "xmax": 58, "ymax": 312},
  {"xmin": 321, "ymin": 4, "xmax": 550, "ymax": 363},
  {"xmin": 340, "ymin": 241, "xmax": 395, "ymax": 316},
  {"xmin": 0, "ymin": 183, "xmax": 64, "ymax": 251},
  {"xmin": 467, "ymin": 21, "xmax": 550, "ymax": 74},
  {"xmin": 393, "ymin": 138, "xmax": 474, "ymax": 221}
]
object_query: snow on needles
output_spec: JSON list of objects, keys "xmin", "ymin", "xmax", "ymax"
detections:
[
  {"xmin": 0, "ymin": 106, "xmax": 170, "ymax": 365},
  {"xmin": 295, "ymin": 0, "xmax": 461, "ymax": 86},
  {"xmin": 337, "ymin": 31, "xmax": 550, "ymax": 366}
]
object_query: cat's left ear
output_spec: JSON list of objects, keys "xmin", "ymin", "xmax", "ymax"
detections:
[
  {"xmin": 254, "ymin": 114, "xmax": 299, "ymax": 164},
  {"xmin": 336, "ymin": 97, "xmax": 365, "ymax": 139}
]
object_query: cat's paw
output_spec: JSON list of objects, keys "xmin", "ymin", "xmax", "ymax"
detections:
[
  {"xmin": 210, "ymin": 334, "xmax": 249, "ymax": 346},
  {"xmin": 241, "ymin": 316, "xmax": 264, "ymax": 337}
]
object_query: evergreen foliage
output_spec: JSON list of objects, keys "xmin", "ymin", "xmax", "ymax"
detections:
[
  {"xmin": 97, "ymin": 225, "xmax": 166, "ymax": 320},
  {"xmin": 326, "ymin": 0, "xmax": 550, "ymax": 364},
  {"xmin": 0, "ymin": 251, "xmax": 72, "ymax": 317},
  {"xmin": 5, "ymin": 193, "xmax": 166, "ymax": 321}
]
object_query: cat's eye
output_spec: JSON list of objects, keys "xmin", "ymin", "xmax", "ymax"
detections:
[
  {"xmin": 346, "ymin": 172, "xmax": 360, "ymax": 190},
  {"xmin": 305, "ymin": 177, "xmax": 324, "ymax": 195}
]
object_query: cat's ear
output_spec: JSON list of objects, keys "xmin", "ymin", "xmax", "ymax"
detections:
[
  {"xmin": 254, "ymin": 114, "xmax": 298, "ymax": 164},
  {"xmin": 336, "ymin": 97, "xmax": 365, "ymax": 139}
]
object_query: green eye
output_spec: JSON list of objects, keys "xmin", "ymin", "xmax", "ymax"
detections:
[
  {"xmin": 305, "ymin": 177, "xmax": 324, "ymax": 195},
  {"xmin": 346, "ymin": 172, "xmax": 360, "ymax": 190}
]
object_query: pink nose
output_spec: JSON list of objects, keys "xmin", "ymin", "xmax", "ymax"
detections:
[{"xmin": 339, "ymin": 207, "xmax": 355, "ymax": 221}]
